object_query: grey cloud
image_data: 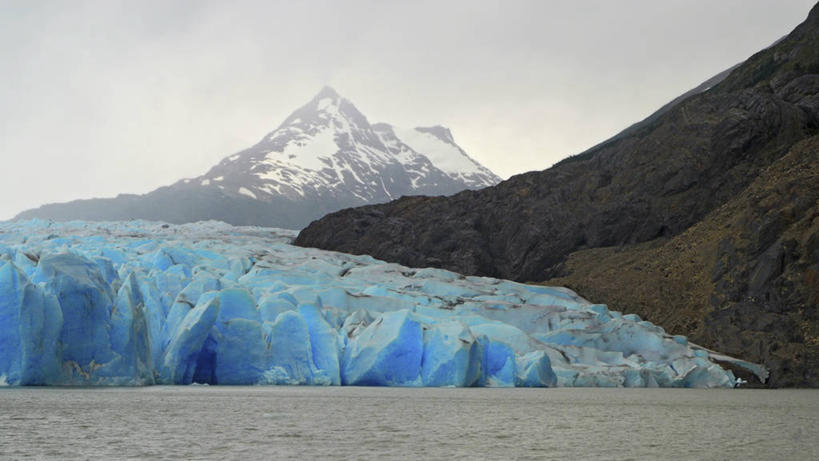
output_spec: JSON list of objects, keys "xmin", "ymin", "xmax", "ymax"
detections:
[{"xmin": 0, "ymin": 0, "xmax": 814, "ymax": 219}]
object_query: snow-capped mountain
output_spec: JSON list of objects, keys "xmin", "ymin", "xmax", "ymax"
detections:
[
  {"xmin": 15, "ymin": 86, "xmax": 501, "ymax": 229},
  {"xmin": 176, "ymin": 86, "xmax": 499, "ymax": 203}
]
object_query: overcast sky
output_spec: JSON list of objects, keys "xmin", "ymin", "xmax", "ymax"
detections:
[{"xmin": 0, "ymin": 0, "xmax": 814, "ymax": 219}]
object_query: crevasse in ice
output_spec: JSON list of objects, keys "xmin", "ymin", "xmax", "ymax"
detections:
[{"xmin": 0, "ymin": 220, "xmax": 761, "ymax": 388}]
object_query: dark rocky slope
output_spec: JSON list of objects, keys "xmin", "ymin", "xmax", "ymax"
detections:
[
  {"xmin": 547, "ymin": 137, "xmax": 817, "ymax": 387},
  {"xmin": 296, "ymin": 5, "xmax": 819, "ymax": 386}
]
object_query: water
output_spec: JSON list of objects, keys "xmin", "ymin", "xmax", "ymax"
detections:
[{"xmin": 0, "ymin": 387, "xmax": 816, "ymax": 460}]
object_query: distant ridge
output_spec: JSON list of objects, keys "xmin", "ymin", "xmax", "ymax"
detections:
[{"xmin": 15, "ymin": 87, "xmax": 500, "ymax": 229}]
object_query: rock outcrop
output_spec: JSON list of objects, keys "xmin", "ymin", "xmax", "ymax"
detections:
[{"xmin": 296, "ymin": 4, "xmax": 819, "ymax": 386}]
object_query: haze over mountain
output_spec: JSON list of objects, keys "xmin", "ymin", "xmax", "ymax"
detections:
[
  {"xmin": 297, "ymin": 5, "xmax": 819, "ymax": 386},
  {"xmin": 2, "ymin": 1, "xmax": 814, "ymax": 221},
  {"xmin": 15, "ymin": 87, "xmax": 499, "ymax": 229}
]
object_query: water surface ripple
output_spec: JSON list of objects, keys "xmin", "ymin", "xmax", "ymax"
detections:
[{"xmin": 0, "ymin": 387, "xmax": 816, "ymax": 460}]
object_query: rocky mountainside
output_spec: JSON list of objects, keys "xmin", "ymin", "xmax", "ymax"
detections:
[
  {"xmin": 15, "ymin": 87, "xmax": 500, "ymax": 229},
  {"xmin": 547, "ymin": 136, "xmax": 817, "ymax": 387},
  {"xmin": 296, "ymin": 5, "xmax": 819, "ymax": 386}
]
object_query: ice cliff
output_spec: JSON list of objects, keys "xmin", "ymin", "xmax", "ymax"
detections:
[{"xmin": 0, "ymin": 220, "xmax": 759, "ymax": 387}]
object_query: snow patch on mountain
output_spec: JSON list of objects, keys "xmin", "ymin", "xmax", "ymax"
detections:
[
  {"xmin": 190, "ymin": 86, "xmax": 500, "ymax": 204},
  {"xmin": 13, "ymin": 86, "xmax": 503, "ymax": 230},
  {"xmin": 238, "ymin": 187, "xmax": 256, "ymax": 199},
  {"xmin": 393, "ymin": 126, "xmax": 478, "ymax": 176},
  {"xmin": 272, "ymin": 125, "xmax": 337, "ymax": 171}
]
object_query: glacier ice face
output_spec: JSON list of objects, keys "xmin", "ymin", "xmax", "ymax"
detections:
[
  {"xmin": 341, "ymin": 309, "xmax": 423, "ymax": 386},
  {"xmin": 0, "ymin": 262, "xmax": 62, "ymax": 385},
  {"xmin": 0, "ymin": 219, "xmax": 756, "ymax": 388},
  {"xmin": 263, "ymin": 310, "xmax": 317, "ymax": 385},
  {"xmin": 420, "ymin": 320, "xmax": 482, "ymax": 387}
]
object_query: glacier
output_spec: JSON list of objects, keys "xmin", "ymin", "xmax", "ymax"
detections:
[{"xmin": 0, "ymin": 220, "xmax": 763, "ymax": 388}]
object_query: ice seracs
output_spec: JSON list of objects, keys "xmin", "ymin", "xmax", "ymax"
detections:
[{"xmin": 0, "ymin": 220, "xmax": 763, "ymax": 388}]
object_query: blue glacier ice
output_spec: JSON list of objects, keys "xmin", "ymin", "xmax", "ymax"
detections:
[
  {"xmin": 0, "ymin": 220, "xmax": 766, "ymax": 388},
  {"xmin": 341, "ymin": 309, "xmax": 423, "ymax": 386}
]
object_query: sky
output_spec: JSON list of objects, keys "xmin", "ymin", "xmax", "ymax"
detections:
[{"xmin": 0, "ymin": 0, "xmax": 815, "ymax": 220}]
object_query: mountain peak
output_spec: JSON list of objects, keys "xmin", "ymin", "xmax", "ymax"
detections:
[
  {"xmin": 308, "ymin": 86, "xmax": 344, "ymax": 112},
  {"xmin": 415, "ymin": 125, "xmax": 454, "ymax": 144},
  {"xmin": 16, "ymin": 86, "xmax": 501, "ymax": 230},
  {"xmin": 308, "ymin": 85, "xmax": 343, "ymax": 113},
  {"xmin": 274, "ymin": 85, "xmax": 369, "ymax": 133},
  {"xmin": 314, "ymin": 85, "xmax": 340, "ymax": 100}
]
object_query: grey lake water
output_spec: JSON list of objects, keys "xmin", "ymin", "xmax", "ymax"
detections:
[{"xmin": 0, "ymin": 387, "xmax": 816, "ymax": 460}]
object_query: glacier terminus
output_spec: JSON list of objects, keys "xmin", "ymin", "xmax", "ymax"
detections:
[{"xmin": 0, "ymin": 220, "xmax": 765, "ymax": 388}]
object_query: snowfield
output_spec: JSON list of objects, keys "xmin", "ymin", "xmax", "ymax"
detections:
[{"xmin": 0, "ymin": 220, "xmax": 764, "ymax": 387}]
